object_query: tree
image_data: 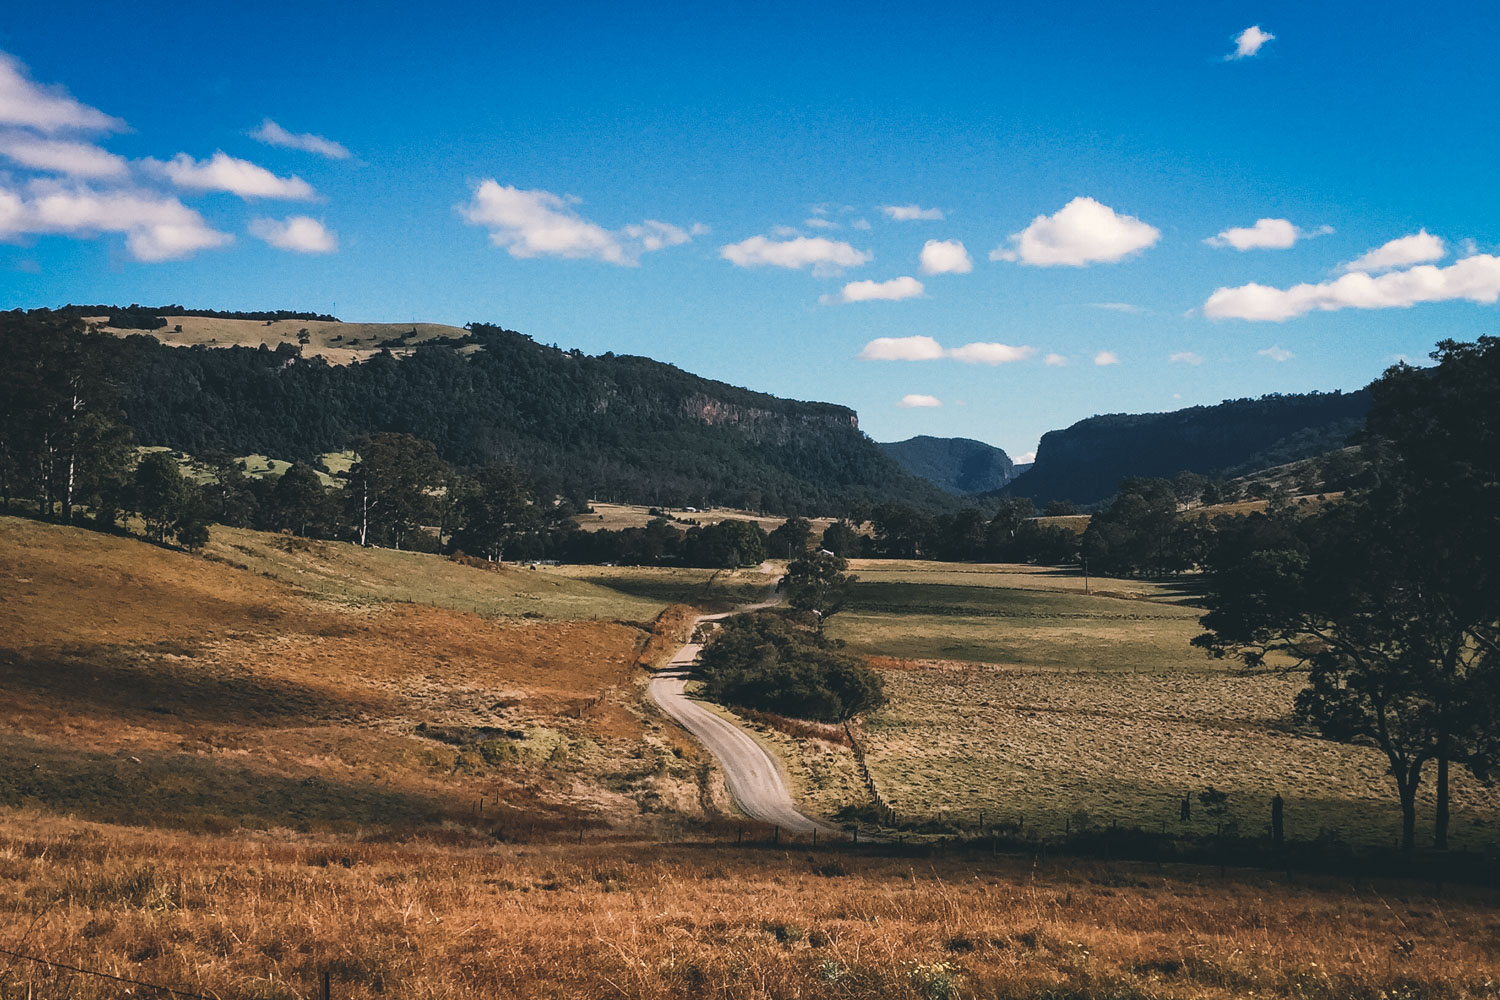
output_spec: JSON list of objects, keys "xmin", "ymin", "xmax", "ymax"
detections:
[
  {"xmin": 197, "ymin": 451, "xmax": 256, "ymax": 527},
  {"xmin": 821, "ymin": 519, "xmax": 863, "ymax": 558},
  {"xmin": 767, "ymin": 516, "xmax": 813, "ymax": 560},
  {"xmin": 450, "ymin": 462, "xmax": 534, "ymax": 561},
  {"xmin": 780, "ymin": 552, "xmax": 858, "ymax": 623},
  {"xmin": 1195, "ymin": 339, "xmax": 1500, "ymax": 850},
  {"xmin": 273, "ymin": 462, "xmax": 330, "ymax": 537},
  {"xmin": 343, "ymin": 433, "xmax": 446, "ymax": 548},
  {"xmin": 681, "ymin": 519, "xmax": 768, "ymax": 568},
  {"xmin": 133, "ymin": 452, "xmax": 188, "ymax": 543}
]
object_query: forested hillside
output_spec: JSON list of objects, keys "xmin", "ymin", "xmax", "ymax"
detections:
[
  {"xmin": 1003, "ymin": 390, "xmax": 1370, "ymax": 505},
  {"xmin": 880, "ymin": 436, "xmax": 1016, "ymax": 493},
  {"xmin": 11, "ymin": 312, "xmax": 951, "ymax": 514}
]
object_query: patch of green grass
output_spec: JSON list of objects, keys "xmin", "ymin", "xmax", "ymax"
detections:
[
  {"xmin": 205, "ymin": 527, "xmax": 671, "ymax": 622},
  {"xmin": 549, "ymin": 565, "xmax": 777, "ymax": 612}
]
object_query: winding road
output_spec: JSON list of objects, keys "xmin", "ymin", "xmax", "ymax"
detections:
[{"xmin": 647, "ymin": 597, "xmax": 836, "ymax": 836}]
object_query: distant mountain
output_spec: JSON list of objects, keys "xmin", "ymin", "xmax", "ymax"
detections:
[
  {"xmin": 1000, "ymin": 390, "xmax": 1371, "ymax": 505},
  {"xmin": 49, "ymin": 313, "xmax": 954, "ymax": 515},
  {"xmin": 880, "ymin": 436, "xmax": 1016, "ymax": 494}
]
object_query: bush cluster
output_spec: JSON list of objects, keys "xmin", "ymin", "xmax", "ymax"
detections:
[{"xmin": 694, "ymin": 610, "xmax": 885, "ymax": 722}]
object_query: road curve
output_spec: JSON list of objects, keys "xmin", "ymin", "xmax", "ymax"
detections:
[{"xmin": 648, "ymin": 606, "xmax": 835, "ymax": 836}]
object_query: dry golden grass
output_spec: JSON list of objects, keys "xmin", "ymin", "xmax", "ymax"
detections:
[
  {"xmin": 577, "ymin": 502, "xmax": 838, "ymax": 537},
  {"xmin": 0, "ymin": 517, "xmax": 714, "ymax": 836},
  {"xmin": 93, "ymin": 316, "xmax": 469, "ymax": 365},
  {"xmin": 857, "ymin": 664, "xmax": 1500, "ymax": 848},
  {"xmin": 3, "ymin": 813, "xmax": 1498, "ymax": 1000}
]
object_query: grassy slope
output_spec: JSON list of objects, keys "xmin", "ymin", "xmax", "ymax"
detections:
[
  {"xmin": 96, "ymin": 315, "xmax": 469, "ymax": 365},
  {"xmin": 0, "ymin": 517, "xmax": 719, "ymax": 835},
  {"xmin": 824, "ymin": 560, "xmax": 1500, "ymax": 848}
]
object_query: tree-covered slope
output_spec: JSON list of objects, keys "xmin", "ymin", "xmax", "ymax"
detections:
[
  {"xmin": 879, "ymin": 436, "xmax": 1015, "ymax": 493},
  {"xmin": 81, "ymin": 320, "xmax": 951, "ymax": 514},
  {"xmin": 1001, "ymin": 390, "xmax": 1371, "ymax": 505}
]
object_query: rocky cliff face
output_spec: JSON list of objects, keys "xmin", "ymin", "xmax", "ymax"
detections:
[
  {"xmin": 1003, "ymin": 390, "xmax": 1371, "ymax": 505},
  {"xmin": 685, "ymin": 393, "xmax": 860, "ymax": 437}
]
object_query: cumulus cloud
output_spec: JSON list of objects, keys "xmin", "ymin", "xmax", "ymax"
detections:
[
  {"xmin": 461, "ymin": 182, "xmax": 698, "ymax": 265},
  {"xmin": 1016, "ymin": 451, "xmax": 1037, "ymax": 464},
  {"xmin": 898, "ymin": 393, "xmax": 942, "ymax": 408},
  {"xmin": 249, "ymin": 215, "xmax": 337, "ymax": 253},
  {"xmin": 1203, "ymin": 253, "xmax": 1500, "ymax": 321},
  {"xmin": 946, "ymin": 342, "xmax": 1037, "ymax": 364},
  {"xmin": 0, "ymin": 131, "xmax": 127, "ymax": 178},
  {"xmin": 1227, "ymin": 25, "xmax": 1274, "ymax": 60},
  {"xmin": 857, "ymin": 335, "xmax": 1036, "ymax": 364},
  {"xmin": 1341, "ymin": 230, "xmax": 1446, "ymax": 273},
  {"xmin": 0, "ymin": 180, "xmax": 231, "ymax": 261},
  {"xmin": 1259, "ymin": 345, "xmax": 1294, "ymax": 362},
  {"xmin": 827, "ymin": 275, "xmax": 924, "ymax": 303},
  {"xmin": 882, "ymin": 204, "xmax": 944, "ymax": 221},
  {"xmin": 721, "ymin": 234, "xmax": 871, "ymax": 275},
  {"xmin": 992, "ymin": 196, "xmax": 1160, "ymax": 267},
  {"xmin": 858, "ymin": 335, "xmax": 945, "ymax": 361},
  {"xmin": 804, "ymin": 216, "xmax": 839, "ymax": 230},
  {"xmin": 1169, "ymin": 351, "xmax": 1203, "ymax": 365},
  {"xmin": 851, "ymin": 218, "xmax": 872, "ymax": 230},
  {"xmin": 0, "ymin": 52, "xmax": 125, "ymax": 133},
  {"xmin": 151, "ymin": 151, "xmax": 315, "ymax": 200},
  {"xmin": 1044, "ymin": 353, "xmax": 1068, "ymax": 367},
  {"xmin": 919, "ymin": 239, "xmax": 972, "ymax": 275},
  {"xmin": 1206, "ymin": 218, "xmax": 1332, "ymax": 251},
  {"xmin": 1094, "ymin": 351, "xmax": 1121, "ymax": 366},
  {"xmin": 249, "ymin": 119, "xmax": 351, "ymax": 160}
]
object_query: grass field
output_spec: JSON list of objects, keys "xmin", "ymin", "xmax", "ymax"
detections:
[
  {"xmin": 0, "ymin": 517, "xmax": 719, "ymax": 838},
  {"xmin": 820, "ymin": 561, "xmax": 1500, "ymax": 849},
  {"xmin": 576, "ymin": 501, "xmax": 838, "ymax": 538},
  {"xmin": 95, "ymin": 316, "xmax": 470, "ymax": 365},
  {"xmin": 4, "ymin": 814, "xmax": 1498, "ymax": 1000}
]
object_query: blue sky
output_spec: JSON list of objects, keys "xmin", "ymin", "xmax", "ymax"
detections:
[{"xmin": 2, "ymin": 1, "xmax": 1497, "ymax": 460}]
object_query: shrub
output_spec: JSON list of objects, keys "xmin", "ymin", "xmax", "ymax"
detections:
[{"xmin": 694, "ymin": 610, "xmax": 885, "ymax": 722}]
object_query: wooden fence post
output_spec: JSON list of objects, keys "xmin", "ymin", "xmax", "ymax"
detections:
[{"xmin": 321, "ymin": 969, "xmax": 331, "ymax": 1000}]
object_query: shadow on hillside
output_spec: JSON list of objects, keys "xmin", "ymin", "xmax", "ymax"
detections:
[
  {"xmin": 1, "ymin": 643, "xmax": 382, "ymax": 726},
  {"xmin": 0, "ymin": 733, "xmax": 452, "ymax": 832}
]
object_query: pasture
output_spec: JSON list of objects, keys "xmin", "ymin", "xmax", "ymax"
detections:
[{"xmin": 825, "ymin": 560, "xmax": 1500, "ymax": 850}]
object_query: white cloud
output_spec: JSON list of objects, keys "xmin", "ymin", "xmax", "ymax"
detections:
[
  {"xmin": 460, "ymin": 181, "xmax": 697, "ymax": 265},
  {"xmin": 992, "ymin": 196, "xmax": 1160, "ymax": 267},
  {"xmin": 1204, "ymin": 254, "xmax": 1500, "ymax": 321},
  {"xmin": 1227, "ymin": 25, "xmax": 1275, "ymax": 60},
  {"xmin": 0, "ymin": 52, "xmax": 125, "ymax": 133},
  {"xmin": 1094, "ymin": 351, "xmax": 1121, "ymax": 366},
  {"xmin": 1168, "ymin": 351, "xmax": 1203, "ymax": 365},
  {"xmin": 249, "ymin": 215, "xmax": 337, "ymax": 253},
  {"xmin": 1044, "ymin": 353, "xmax": 1068, "ymax": 367},
  {"xmin": 1259, "ymin": 345, "xmax": 1294, "ymax": 362},
  {"xmin": 0, "ymin": 131, "xmax": 127, "ymax": 178},
  {"xmin": 1016, "ymin": 451, "xmax": 1037, "ymax": 464},
  {"xmin": 770, "ymin": 224, "xmax": 801, "ymax": 238},
  {"xmin": 151, "ymin": 151, "xmax": 315, "ymax": 200},
  {"xmin": 858, "ymin": 335, "xmax": 945, "ymax": 361},
  {"xmin": 249, "ymin": 119, "xmax": 351, "ymax": 160},
  {"xmin": 919, "ymin": 239, "xmax": 972, "ymax": 275},
  {"xmin": 882, "ymin": 204, "xmax": 944, "ymax": 221},
  {"xmin": 1206, "ymin": 218, "xmax": 1332, "ymax": 251},
  {"xmin": 1090, "ymin": 301, "xmax": 1143, "ymax": 313},
  {"xmin": 804, "ymin": 216, "xmax": 839, "ymax": 230},
  {"xmin": 898, "ymin": 393, "xmax": 942, "ymax": 408},
  {"xmin": 1341, "ymin": 229, "xmax": 1446, "ymax": 273},
  {"xmin": 945, "ymin": 342, "xmax": 1037, "ymax": 365},
  {"xmin": 828, "ymin": 275, "xmax": 924, "ymax": 303},
  {"xmin": 720, "ymin": 234, "xmax": 871, "ymax": 275},
  {"xmin": 851, "ymin": 218, "xmax": 872, "ymax": 230},
  {"xmin": 0, "ymin": 180, "xmax": 231, "ymax": 261},
  {"xmin": 858, "ymin": 335, "xmax": 1035, "ymax": 364}
]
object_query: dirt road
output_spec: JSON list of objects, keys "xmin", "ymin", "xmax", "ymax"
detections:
[{"xmin": 647, "ymin": 602, "xmax": 835, "ymax": 836}]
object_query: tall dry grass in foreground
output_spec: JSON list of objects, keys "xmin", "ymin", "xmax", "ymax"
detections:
[{"xmin": 3, "ymin": 813, "xmax": 1497, "ymax": 1000}]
